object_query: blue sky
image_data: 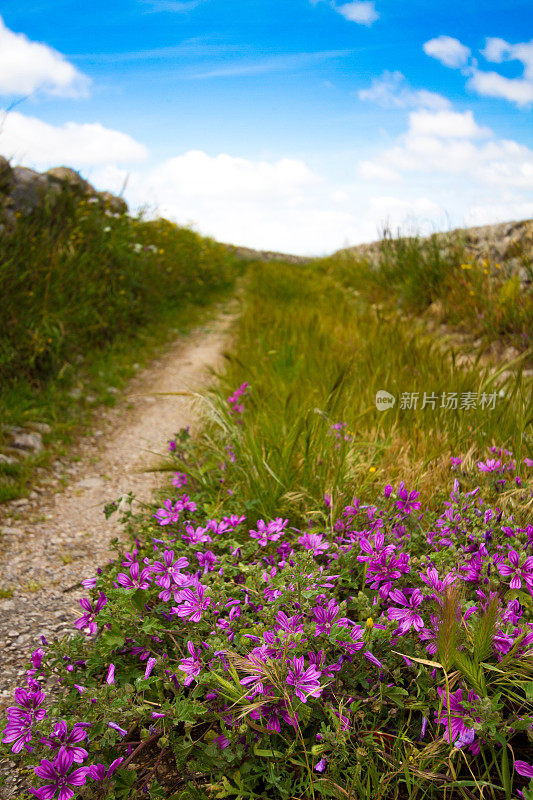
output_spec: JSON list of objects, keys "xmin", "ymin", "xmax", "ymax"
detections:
[{"xmin": 0, "ymin": 0, "xmax": 532, "ymax": 253}]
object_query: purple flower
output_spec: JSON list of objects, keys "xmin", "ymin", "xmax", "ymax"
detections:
[
  {"xmin": 275, "ymin": 611, "xmax": 304, "ymax": 634},
  {"xmin": 178, "ymin": 641, "xmax": 203, "ymax": 686},
  {"xmin": 497, "ymin": 550, "xmax": 533, "ymax": 591},
  {"xmin": 32, "ymin": 747, "xmax": 89, "ymax": 800},
  {"xmin": 171, "ymin": 584, "xmax": 211, "ymax": 622},
  {"xmin": 388, "ymin": 588, "xmax": 425, "ymax": 634},
  {"xmin": 435, "ymin": 688, "xmax": 480, "ymax": 751},
  {"xmin": 74, "ymin": 593, "xmax": 107, "ymax": 635},
  {"xmin": 116, "ymin": 562, "xmax": 151, "ymax": 590},
  {"xmin": 87, "ymin": 758, "xmax": 124, "ymax": 781},
  {"xmin": 144, "ymin": 658, "xmax": 156, "ymax": 680},
  {"xmin": 249, "ymin": 518, "xmax": 288, "ymax": 547},
  {"xmin": 151, "ymin": 550, "xmax": 189, "ymax": 589},
  {"xmin": 363, "ymin": 651, "xmax": 383, "ymax": 669},
  {"xmin": 153, "ymin": 499, "xmax": 181, "ymax": 525},
  {"xmin": 196, "ymin": 550, "xmax": 218, "ymax": 574},
  {"xmin": 171, "ymin": 471, "xmax": 188, "ymax": 488},
  {"xmin": 298, "ymin": 532, "xmax": 329, "ymax": 556},
  {"xmin": 313, "ymin": 599, "xmax": 351, "ymax": 636},
  {"xmin": 108, "ymin": 722, "xmax": 127, "ymax": 737},
  {"xmin": 214, "ymin": 734, "xmax": 231, "ymax": 750},
  {"xmin": 41, "ymin": 722, "xmax": 89, "ymax": 764},
  {"xmin": 106, "ymin": 664, "xmax": 115, "ymax": 685},
  {"xmin": 31, "ymin": 648, "xmax": 46, "ymax": 670},
  {"xmin": 315, "ymin": 757, "xmax": 327, "ymax": 772},
  {"xmin": 477, "ymin": 459, "xmax": 502, "ymax": 472},
  {"xmin": 2, "ymin": 689, "xmax": 47, "ymax": 753},
  {"xmin": 395, "ymin": 482, "xmax": 421, "ymax": 515},
  {"xmin": 182, "ymin": 524, "xmax": 212, "ymax": 545},
  {"xmin": 515, "ymin": 760, "xmax": 533, "ymax": 779},
  {"xmin": 286, "ymin": 656, "xmax": 322, "ymax": 702}
]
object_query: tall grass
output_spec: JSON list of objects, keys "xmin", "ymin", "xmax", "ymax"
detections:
[
  {"xmin": 0, "ymin": 185, "xmax": 244, "ymax": 501},
  {"xmin": 191, "ymin": 260, "xmax": 531, "ymax": 522},
  {"xmin": 316, "ymin": 228, "xmax": 532, "ymax": 350},
  {"xmin": 0, "ymin": 187, "xmax": 241, "ymax": 385}
]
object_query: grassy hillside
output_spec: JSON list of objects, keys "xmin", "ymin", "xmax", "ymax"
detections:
[
  {"xmin": 0, "ymin": 184, "xmax": 244, "ymax": 501},
  {"xmin": 4, "ymin": 252, "xmax": 531, "ymax": 799},
  {"xmin": 318, "ymin": 228, "xmax": 532, "ymax": 352}
]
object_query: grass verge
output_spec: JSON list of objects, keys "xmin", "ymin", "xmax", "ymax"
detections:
[
  {"xmin": 1, "ymin": 255, "xmax": 532, "ymax": 800},
  {"xmin": 0, "ymin": 186, "xmax": 244, "ymax": 502}
]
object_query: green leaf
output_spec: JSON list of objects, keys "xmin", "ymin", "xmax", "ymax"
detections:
[
  {"xmin": 131, "ymin": 588, "xmax": 149, "ymax": 613},
  {"xmin": 253, "ymin": 746, "xmax": 284, "ymax": 758},
  {"xmin": 100, "ymin": 622, "xmax": 125, "ymax": 650}
]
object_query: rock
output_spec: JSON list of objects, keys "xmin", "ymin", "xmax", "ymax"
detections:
[
  {"xmin": 0, "ymin": 454, "xmax": 18, "ymax": 466},
  {"xmin": 76, "ymin": 477, "xmax": 102, "ymax": 490},
  {"xmin": 0, "ymin": 155, "xmax": 13, "ymax": 192},
  {"xmin": 46, "ymin": 166, "xmax": 95, "ymax": 196},
  {"xmin": 98, "ymin": 190, "xmax": 127, "ymax": 214},
  {"xmin": 27, "ymin": 422, "xmax": 51, "ymax": 435},
  {"xmin": 8, "ymin": 431, "xmax": 43, "ymax": 453},
  {"xmin": 7, "ymin": 166, "xmax": 52, "ymax": 214},
  {"xmin": 11, "ymin": 498, "xmax": 29, "ymax": 508}
]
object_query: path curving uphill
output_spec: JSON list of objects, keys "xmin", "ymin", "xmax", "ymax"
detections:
[{"xmin": 0, "ymin": 305, "xmax": 236, "ymax": 715}]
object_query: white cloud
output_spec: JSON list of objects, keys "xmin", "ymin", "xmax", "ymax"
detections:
[
  {"xmin": 4, "ymin": 107, "xmax": 530, "ymax": 255},
  {"xmin": 408, "ymin": 109, "xmax": 491, "ymax": 139},
  {"xmin": 0, "ymin": 111, "xmax": 148, "ymax": 168},
  {"xmin": 358, "ymin": 161, "xmax": 401, "ymax": 182},
  {"xmin": 468, "ymin": 38, "xmax": 533, "ymax": 107},
  {"xmin": 480, "ymin": 37, "xmax": 512, "ymax": 63},
  {"xmin": 358, "ymin": 71, "xmax": 450, "ymax": 110},
  {"xmin": 89, "ymin": 129, "xmax": 532, "ymax": 254},
  {"xmin": 465, "ymin": 200, "xmax": 533, "ymax": 226},
  {"xmin": 335, "ymin": 2, "xmax": 379, "ymax": 25},
  {"xmin": 423, "ymin": 35, "xmax": 471, "ymax": 69},
  {"xmin": 467, "ymin": 70, "xmax": 533, "ymax": 106},
  {"xmin": 424, "ymin": 34, "xmax": 533, "ymax": 108},
  {"xmin": 0, "ymin": 15, "xmax": 89, "ymax": 97},
  {"xmin": 356, "ymin": 108, "xmax": 533, "ymax": 191}
]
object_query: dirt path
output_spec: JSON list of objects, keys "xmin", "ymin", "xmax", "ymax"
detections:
[{"xmin": 0, "ymin": 304, "xmax": 235, "ymax": 714}]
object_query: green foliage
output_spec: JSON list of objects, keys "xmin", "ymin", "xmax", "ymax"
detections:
[
  {"xmin": 315, "ymin": 228, "xmax": 532, "ymax": 351},
  {"xmin": 0, "ymin": 187, "xmax": 241, "ymax": 385},
  {"xmin": 0, "ymin": 183, "xmax": 245, "ymax": 500}
]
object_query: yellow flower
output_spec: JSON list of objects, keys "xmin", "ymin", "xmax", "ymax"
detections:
[
  {"xmin": 366, "ymin": 618, "xmax": 374, "ymax": 630},
  {"xmin": 460, "ymin": 263, "xmax": 471, "ymax": 270},
  {"xmin": 469, "ymin": 290, "xmax": 475, "ymax": 296},
  {"xmin": 369, "ymin": 466, "xmax": 376, "ymax": 473}
]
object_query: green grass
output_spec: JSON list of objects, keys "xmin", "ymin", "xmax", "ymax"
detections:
[
  {"xmin": 0, "ymin": 184, "xmax": 245, "ymax": 502},
  {"xmin": 190, "ymin": 259, "xmax": 531, "ymax": 522},
  {"xmin": 316, "ymin": 227, "xmax": 532, "ymax": 352}
]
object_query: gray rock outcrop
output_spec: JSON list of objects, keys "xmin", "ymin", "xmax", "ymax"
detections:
[
  {"xmin": 335, "ymin": 219, "xmax": 532, "ymax": 286},
  {"xmin": 0, "ymin": 160, "xmax": 127, "ymax": 228}
]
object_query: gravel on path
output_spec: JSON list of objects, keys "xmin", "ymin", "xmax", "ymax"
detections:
[{"xmin": 0, "ymin": 306, "xmax": 235, "ymax": 716}]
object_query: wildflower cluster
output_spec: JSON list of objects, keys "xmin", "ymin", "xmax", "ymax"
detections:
[
  {"xmin": 2, "ymin": 432, "xmax": 532, "ymax": 799},
  {"xmin": 227, "ymin": 381, "xmax": 249, "ymax": 419}
]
